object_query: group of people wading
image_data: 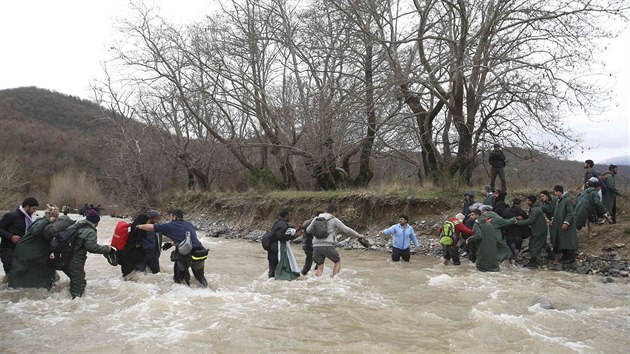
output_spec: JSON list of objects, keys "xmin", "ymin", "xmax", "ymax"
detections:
[{"xmin": 1, "ymin": 202, "xmax": 208, "ymax": 298}]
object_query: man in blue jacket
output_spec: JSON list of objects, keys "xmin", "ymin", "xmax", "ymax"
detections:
[
  {"xmin": 137, "ymin": 209, "xmax": 208, "ymax": 287},
  {"xmin": 379, "ymin": 214, "xmax": 420, "ymax": 262}
]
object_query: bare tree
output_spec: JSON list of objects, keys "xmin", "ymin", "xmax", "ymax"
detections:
[{"xmin": 334, "ymin": 0, "xmax": 629, "ymax": 184}]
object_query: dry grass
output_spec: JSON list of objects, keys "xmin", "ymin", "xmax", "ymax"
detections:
[
  {"xmin": 48, "ymin": 169, "xmax": 107, "ymax": 208},
  {"xmin": 0, "ymin": 157, "xmax": 27, "ymax": 209}
]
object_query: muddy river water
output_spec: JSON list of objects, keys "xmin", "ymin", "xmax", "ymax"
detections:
[{"xmin": 1, "ymin": 215, "xmax": 629, "ymax": 353}]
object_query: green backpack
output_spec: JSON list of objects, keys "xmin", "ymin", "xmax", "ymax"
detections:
[{"xmin": 439, "ymin": 220, "xmax": 455, "ymax": 246}]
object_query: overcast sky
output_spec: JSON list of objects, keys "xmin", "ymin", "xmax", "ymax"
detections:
[{"xmin": 1, "ymin": 0, "xmax": 628, "ymax": 163}]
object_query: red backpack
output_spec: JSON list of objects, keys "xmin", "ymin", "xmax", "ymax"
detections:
[{"xmin": 111, "ymin": 221, "xmax": 132, "ymax": 250}]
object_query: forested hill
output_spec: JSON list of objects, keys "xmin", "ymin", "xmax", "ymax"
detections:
[
  {"xmin": 0, "ymin": 87, "xmax": 111, "ymax": 193},
  {"xmin": 0, "ymin": 86, "xmax": 627, "ymax": 208}
]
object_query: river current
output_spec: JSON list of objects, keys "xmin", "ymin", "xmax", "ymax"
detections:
[{"xmin": 1, "ymin": 215, "xmax": 629, "ymax": 353}]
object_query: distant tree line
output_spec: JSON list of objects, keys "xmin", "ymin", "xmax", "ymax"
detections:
[{"xmin": 93, "ymin": 0, "xmax": 627, "ymax": 192}]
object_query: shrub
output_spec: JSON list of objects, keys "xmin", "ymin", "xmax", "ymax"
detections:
[
  {"xmin": 48, "ymin": 169, "xmax": 107, "ymax": 208},
  {"xmin": 0, "ymin": 157, "xmax": 27, "ymax": 209}
]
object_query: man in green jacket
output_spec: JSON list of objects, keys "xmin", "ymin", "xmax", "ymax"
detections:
[
  {"xmin": 575, "ymin": 179, "xmax": 610, "ymax": 237},
  {"xmin": 481, "ymin": 185, "xmax": 495, "ymax": 206},
  {"xmin": 9, "ymin": 204, "xmax": 74, "ymax": 289},
  {"xmin": 63, "ymin": 210, "xmax": 112, "ymax": 298},
  {"xmin": 550, "ymin": 185, "xmax": 578, "ymax": 266},
  {"xmin": 602, "ymin": 164, "xmax": 621, "ymax": 224},
  {"xmin": 467, "ymin": 210, "xmax": 499, "ymax": 272},
  {"xmin": 517, "ymin": 196, "xmax": 552, "ymax": 268},
  {"xmin": 484, "ymin": 207, "xmax": 516, "ymax": 264}
]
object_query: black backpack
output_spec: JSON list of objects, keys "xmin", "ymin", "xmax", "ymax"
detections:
[
  {"xmin": 47, "ymin": 224, "xmax": 87, "ymax": 270},
  {"xmin": 311, "ymin": 216, "xmax": 329, "ymax": 239},
  {"xmin": 261, "ymin": 220, "xmax": 280, "ymax": 251}
]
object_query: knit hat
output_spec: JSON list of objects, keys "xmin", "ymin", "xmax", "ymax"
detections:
[
  {"xmin": 45, "ymin": 204, "xmax": 60, "ymax": 219},
  {"xmin": 464, "ymin": 190, "xmax": 474, "ymax": 197},
  {"xmin": 526, "ymin": 195, "xmax": 537, "ymax": 204},
  {"xmin": 455, "ymin": 213, "xmax": 465, "ymax": 222},
  {"xmin": 86, "ymin": 210, "xmax": 101, "ymax": 224},
  {"xmin": 469, "ymin": 202, "xmax": 483, "ymax": 211},
  {"xmin": 478, "ymin": 204, "xmax": 493, "ymax": 212},
  {"xmin": 147, "ymin": 210, "xmax": 161, "ymax": 219}
]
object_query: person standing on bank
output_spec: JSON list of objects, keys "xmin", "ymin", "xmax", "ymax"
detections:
[
  {"xmin": 489, "ymin": 143, "xmax": 507, "ymax": 191},
  {"xmin": 516, "ymin": 196, "xmax": 553, "ymax": 268},
  {"xmin": 602, "ymin": 164, "xmax": 621, "ymax": 224},
  {"xmin": 137, "ymin": 209, "xmax": 208, "ymax": 287},
  {"xmin": 379, "ymin": 214, "xmax": 420, "ymax": 262},
  {"xmin": 0, "ymin": 197, "xmax": 39, "ymax": 283},
  {"xmin": 550, "ymin": 185, "xmax": 578, "ymax": 266},
  {"xmin": 467, "ymin": 210, "xmax": 499, "ymax": 272},
  {"xmin": 306, "ymin": 205, "xmax": 363, "ymax": 278}
]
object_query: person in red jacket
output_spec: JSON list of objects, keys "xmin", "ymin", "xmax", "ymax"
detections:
[{"xmin": 440, "ymin": 213, "xmax": 475, "ymax": 265}]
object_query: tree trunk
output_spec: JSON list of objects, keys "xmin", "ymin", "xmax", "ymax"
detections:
[{"xmin": 353, "ymin": 33, "xmax": 376, "ymax": 187}]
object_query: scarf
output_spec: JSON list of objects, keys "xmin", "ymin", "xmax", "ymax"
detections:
[{"xmin": 19, "ymin": 205, "xmax": 35, "ymax": 233}]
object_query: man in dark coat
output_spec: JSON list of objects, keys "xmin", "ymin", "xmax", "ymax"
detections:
[
  {"xmin": 501, "ymin": 198, "xmax": 528, "ymax": 258},
  {"xmin": 488, "ymin": 144, "xmax": 507, "ymax": 191},
  {"xmin": 517, "ymin": 196, "xmax": 552, "ymax": 268},
  {"xmin": 492, "ymin": 190, "xmax": 509, "ymax": 216},
  {"xmin": 602, "ymin": 164, "xmax": 621, "ymax": 224},
  {"xmin": 299, "ymin": 210, "xmax": 322, "ymax": 276},
  {"xmin": 575, "ymin": 179, "xmax": 609, "ymax": 237},
  {"xmin": 136, "ymin": 210, "xmax": 162, "ymax": 274},
  {"xmin": 550, "ymin": 185, "xmax": 578, "ymax": 266},
  {"xmin": 467, "ymin": 210, "xmax": 499, "ymax": 272},
  {"xmin": 9, "ymin": 204, "xmax": 74, "ymax": 289},
  {"xmin": 462, "ymin": 191, "xmax": 475, "ymax": 227},
  {"xmin": 265, "ymin": 208, "xmax": 293, "ymax": 278},
  {"xmin": 117, "ymin": 214, "xmax": 149, "ymax": 279},
  {"xmin": 0, "ymin": 197, "xmax": 39, "ymax": 283}
]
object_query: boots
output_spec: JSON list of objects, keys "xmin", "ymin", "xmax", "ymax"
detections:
[
  {"xmin": 546, "ymin": 248, "xmax": 555, "ymax": 260},
  {"xmin": 191, "ymin": 259, "xmax": 208, "ymax": 287},
  {"xmin": 191, "ymin": 248, "xmax": 209, "ymax": 287},
  {"xmin": 523, "ymin": 259, "xmax": 538, "ymax": 268}
]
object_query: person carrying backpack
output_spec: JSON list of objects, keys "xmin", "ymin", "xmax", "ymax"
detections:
[
  {"xmin": 299, "ymin": 210, "xmax": 323, "ymax": 275},
  {"xmin": 63, "ymin": 210, "xmax": 113, "ymax": 299},
  {"xmin": 263, "ymin": 208, "xmax": 299, "ymax": 279},
  {"xmin": 438, "ymin": 213, "xmax": 474, "ymax": 265},
  {"xmin": 305, "ymin": 205, "xmax": 363, "ymax": 278},
  {"xmin": 116, "ymin": 213, "xmax": 149, "ymax": 279},
  {"xmin": 379, "ymin": 214, "xmax": 420, "ymax": 262},
  {"xmin": 137, "ymin": 209, "xmax": 208, "ymax": 287}
]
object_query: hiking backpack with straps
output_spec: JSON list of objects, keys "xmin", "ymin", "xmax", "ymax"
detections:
[
  {"xmin": 261, "ymin": 220, "xmax": 280, "ymax": 251},
  {"xmin": 47, "ymin": 224, "xmax": 88, "ymax": 270},
  {"xmin": 438, "ymin": 220, "xmax": 456, "ymax": 246},
  {"xmin": 311, "ymin": 216, "xmax": 329, "ymax": 239}
]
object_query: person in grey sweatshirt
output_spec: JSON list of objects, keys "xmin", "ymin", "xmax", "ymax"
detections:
[{"xmin": 305, "ymin": 205, "xmax": 362, "ymax": 278}]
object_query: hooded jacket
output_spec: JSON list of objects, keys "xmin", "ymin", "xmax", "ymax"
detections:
[{"xmin": 306, "ymin": 212, "xmax": 361, "ymax": 247}]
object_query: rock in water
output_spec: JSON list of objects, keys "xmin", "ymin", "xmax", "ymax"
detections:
[
  {"xmin": 535, "ymin": 297, "xmax": 555, "ymax": 310},
  {"xmin": 599, "ymin": 277, "xmax": 615, "ymax": 284}
]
